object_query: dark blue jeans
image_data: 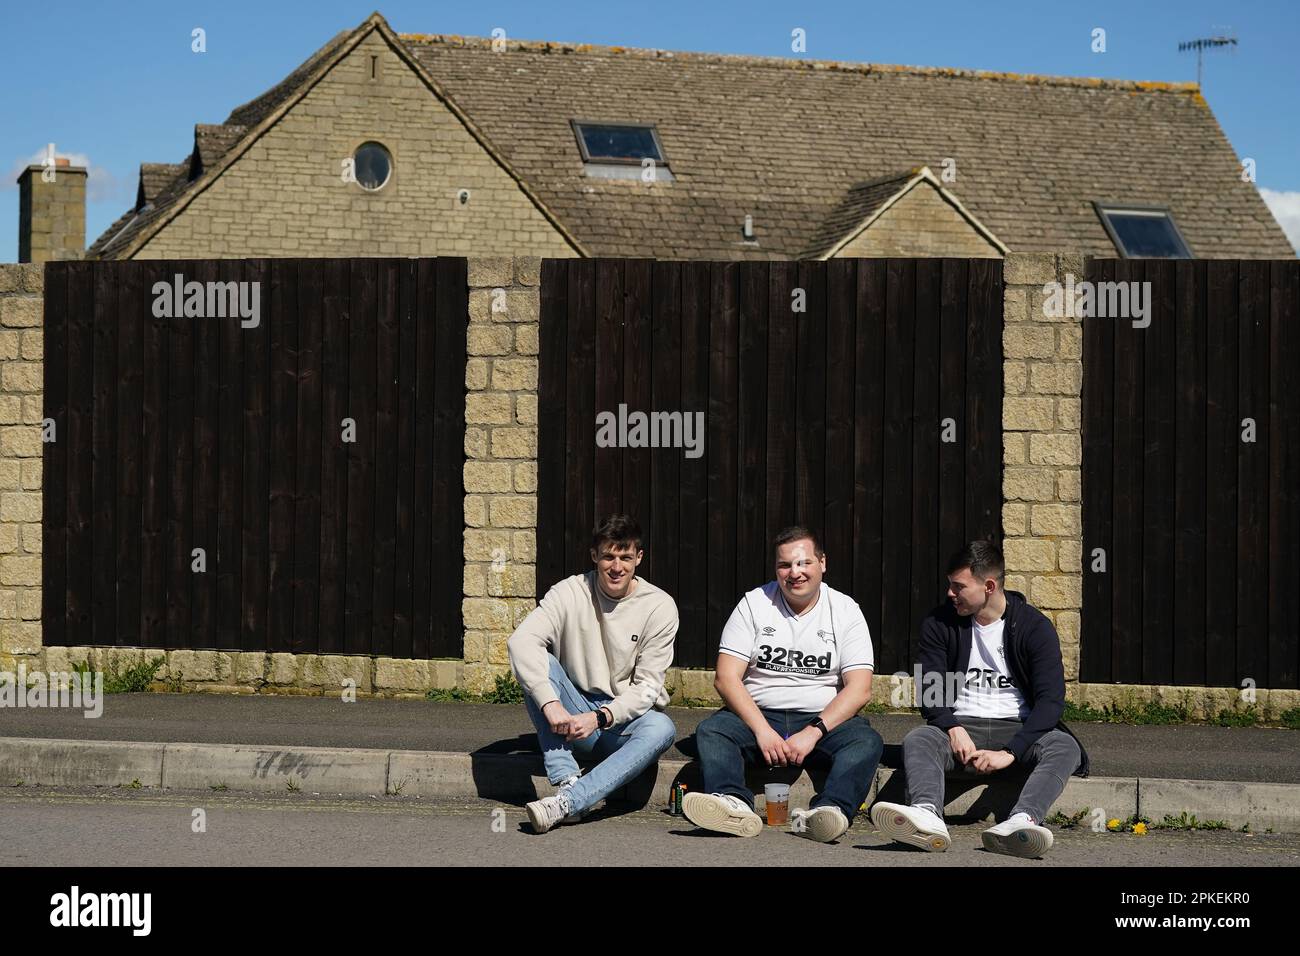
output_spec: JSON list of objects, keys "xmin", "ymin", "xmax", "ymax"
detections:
[{"xmin": 694, "ymin": 707, "xmax": 884, "ymax": 820}]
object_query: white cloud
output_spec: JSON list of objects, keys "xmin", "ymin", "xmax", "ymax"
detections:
[
  {"xmin": 1260, "ymin": 188, "xmax": 1300, "ymax": 257},
  {"xmin": 3, "ymin": 146, "xmax": 125, "ymax": 203}
]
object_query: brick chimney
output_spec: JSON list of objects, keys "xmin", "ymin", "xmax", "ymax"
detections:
[{"xmin": 17, "ymin": 158, "xmax": 87, "ymax": 263}]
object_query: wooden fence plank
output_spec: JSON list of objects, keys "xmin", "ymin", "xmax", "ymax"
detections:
[
  {"xmin": 649, "ymin": 260, "xmax": 681, "ymax": 596},
  {"xmin": 91, "ymin": 261, "xmax": 118, "ymax": 646},
  {"xmin": 267, "ymin": 258, "xmax": 299, "ymax": 654},
  {"xmin": 1171, "ymin": 259, "xmax": 1206, "ymax": 685},
  {"xmin": 537, "ymin": 259, "xmax": 568, "ymax": 595},
  {"xmin": 706, "ymin": 262, "xmax": 739, "ymax": 666},
  {"xmin": 41, "ymin": 263, "xmax": 69, "ymax": 647},
  {"xmin": 1204, "ymin": 259, "xmax": 1239, "ymax": 686},
  {"xmin": 430, "ymin": 256, "xmax": 467, "ymax": 658}
]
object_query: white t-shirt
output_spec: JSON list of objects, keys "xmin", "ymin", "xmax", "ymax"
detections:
[
  {"xmin": 952, "ymin": 618, "xmax": 1030, "ymax": 719},
  {"xmin": 717, "ymin": 582, "xmax": 874, "ymax": 712}
]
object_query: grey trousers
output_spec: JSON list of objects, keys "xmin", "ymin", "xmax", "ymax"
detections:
[{"xmin": 902, "ymin": 717, "xmax": 1082, "ymax": 823}]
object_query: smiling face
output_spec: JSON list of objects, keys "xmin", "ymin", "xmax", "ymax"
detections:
[
  {"xmin": 590, "ymin": 538, "xmax": 643, "ymax": 600},
  {"xmin": 774, "ymin": 537, "xmax": 826, "ymax": 612},
  {"xmin": 946, "ymin": 566, "xmax": 995, "ymax": 618}
]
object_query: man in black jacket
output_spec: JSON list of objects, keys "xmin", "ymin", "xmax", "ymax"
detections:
[{"xmin": 871, "ymin": 540, "xmax": 1088, "ymax": 858}]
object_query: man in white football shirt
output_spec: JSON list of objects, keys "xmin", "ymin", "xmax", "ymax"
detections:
[{"xmin": 683, "ymin": 527, "xmax": 883, "ymax": 843}]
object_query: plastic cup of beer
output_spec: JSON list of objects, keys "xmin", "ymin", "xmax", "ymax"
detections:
[{"xmin": 763, "ymin": 783, "xmax": 791, "ymax": 825}]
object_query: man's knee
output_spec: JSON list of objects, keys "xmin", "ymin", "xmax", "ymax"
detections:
[
  {"xmin": 903, "ymin": 724, "xmax": 948, "ymax": 753},
  {"xmin": 1034, "ymin": 730, "xmax": 1081, "ymax": 769},
  {"xmin": 696, "ymin": 708, "xmax": 742, "ymax": 741},
  {"xmin": 634, "ymin": 710, "xmax": 678, "ymax": 751},
  {"xmin": 833, "ymin": 719, "xmax": 884, "ymax": 761},
  {"xmin": 545, "ymin": 653, "xmax": 566, "ymax": 681}
]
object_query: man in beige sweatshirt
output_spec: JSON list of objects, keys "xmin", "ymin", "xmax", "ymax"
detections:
[{"xmin": 508, "ymin": 514, "xmax": 679, "ymax": 834}]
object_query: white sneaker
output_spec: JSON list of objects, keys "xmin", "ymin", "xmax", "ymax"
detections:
[
  {"xmin": 870, "ymin": 801, "xmax": 951, "ymax": 851},
  {"xmin": 982, "ymin": 812, "xmax": 1054, "ymax": 858},
  {"xmin": 525, "ymin": 794, "xmax": 569, "ymax": 834},
  {"xmin": 682, "ymin": 792, "xmax": 764, "ymax": 838},
  {"xmin": 791, "ymin": 805, "xmax": 850, "ymax": 843},
  {"xmin": 555, "ymin": 775, "xmax": 591, "ymax": 825}
]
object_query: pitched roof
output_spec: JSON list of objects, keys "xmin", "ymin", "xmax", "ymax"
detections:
[
  {"xmin": 401, "ymin": 33, "xmax": 1292, "ymax": 259},
  {"xmin": 135, "ymin": 162, "xmax": 186, "ymax": 208},
  {"xmin": 194, "ymin": 124, "xmax": 248, "ymax": 174},
  {"xmin": 801, "ymin": 166, "xmax": 1008, "ymax": 259},
  {"xmin": 88, "ymin": 13, "xmax": 1295, "ymax": 260}
]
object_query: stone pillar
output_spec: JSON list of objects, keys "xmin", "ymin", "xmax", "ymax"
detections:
[
  {"xmin": 1001, "ymin": 253, "xmax": 1083, "ymax": 680},
  {"xmin": 461, "ymin": 257, "xmax": 540, "ymax": 693},
  {"xmin": 0, "ymin": 265, "xmax": 45, "ymax": 669}
]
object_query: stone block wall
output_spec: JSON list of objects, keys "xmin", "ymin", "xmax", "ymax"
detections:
[
  {"xmin": 0, "ymin": 264, "xmax": 45, "ymax": 670},
  {"xmin": 1001, "ymin": 253, "xmax": 1083, "ymax": 679},
  {"xmin": 460, "ymin": 257, "xmax": 540, "ymax": 693}
]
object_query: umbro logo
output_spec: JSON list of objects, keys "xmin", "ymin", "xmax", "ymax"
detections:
[{"xmin": 761, "ymin": 626, "xmax": 776, "ymax": 635}]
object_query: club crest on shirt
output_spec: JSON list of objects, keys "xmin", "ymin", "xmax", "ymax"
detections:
[{"xmin": 816, "ymin": 628, "xmax": 834, "ymax": 645}]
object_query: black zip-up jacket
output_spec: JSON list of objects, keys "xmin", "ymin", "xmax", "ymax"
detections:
[{"xmin": 918, "ymin": 590, "xmax": 1089, "ymax": 776}]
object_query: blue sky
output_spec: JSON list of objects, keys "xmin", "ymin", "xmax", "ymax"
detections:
[{"xmin": 2, "ymin": 0, "xmax": 1297, "ymax": 261}]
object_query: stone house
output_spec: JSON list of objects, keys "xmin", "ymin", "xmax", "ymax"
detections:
[
  {"xmin": 16, "ymin": 11, "xmax": 1291, "ymax": 264},
  {"xmin": 5, "ymin": 13, "xmax": 1296, "ymax": 716}
]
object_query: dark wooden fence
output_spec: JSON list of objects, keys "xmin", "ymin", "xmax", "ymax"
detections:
[
  {"xmin": 42, "ymin": 257, "xmax": 466, "ymax": 658},
  {"xmin": 1082, "ymin": 258, "xmax": 1300, "ymax": 689},
  {"xmin": 538, "ymin": 258, "xmax": 1003, "ymax": 670}
]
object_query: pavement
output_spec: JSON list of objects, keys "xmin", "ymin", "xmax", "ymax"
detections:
[{"xmin": 1, "ymin": 693, "xmax": 1298, "ymax": 834}]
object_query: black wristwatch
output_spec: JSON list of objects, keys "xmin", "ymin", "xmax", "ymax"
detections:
[
  {"xmin": 595, "ymin": 707, "xmax": 611, "ymax": 729},
  {"xmin": 809, "ymin": 717, "xmax": 829, "ymax": 738}
]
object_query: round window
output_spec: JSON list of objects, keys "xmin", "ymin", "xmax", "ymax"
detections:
[{"xmin": 353, "ymin": 142, "xmax": 392, "ymax": 190}]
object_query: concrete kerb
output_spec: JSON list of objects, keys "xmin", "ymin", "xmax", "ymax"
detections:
[{"xmin": 3, "ymin": 737, "xmax": 1297, "ymax": 832}]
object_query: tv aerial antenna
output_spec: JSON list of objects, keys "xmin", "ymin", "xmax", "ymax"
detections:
[{"xmin": 1178, "ymin": 29, "xmax": 1237, "ymax": 88}]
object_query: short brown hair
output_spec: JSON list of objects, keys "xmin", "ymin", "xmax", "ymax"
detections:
[
  {"xmin": 591, "ymin": 514, "xmax": 643, "ymax": 553},
  {"xmin": 946, "ymin": 540, "xmax": 1005, "ymax": 582},
  {"xmin": 772, "ymin": 525, "xmax": 824, "ymax": 560}
]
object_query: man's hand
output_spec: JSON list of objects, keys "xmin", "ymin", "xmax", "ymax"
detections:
[
  {"xmin": 564, "ymin": 711, "xmax": 600, "ymax": 742},
  {"xmin": 970, "ymin": 749, "xmax": 1015, "ymax": 774},
  {"xmin": 756, "ymin": 726, "xmax": 791, "ymax": 767},
  {"xmin": 948, "ymin": 726, "xmax": 977, "ymax": 765},
  {"xmin": 541, "ymin": 700, "xmax": 572, "ymax": 737},
  {"xmin": 785, "ymin": 726, "xmax": 821, "ymax": 765}
]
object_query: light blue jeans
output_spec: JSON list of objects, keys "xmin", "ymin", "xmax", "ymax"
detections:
[{"xmin": 522, "ymin": 654, "xmax": 677, "ymax": 814}]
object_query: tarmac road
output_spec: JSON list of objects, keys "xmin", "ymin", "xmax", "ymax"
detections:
[{"xmin": 2, "ymin": 785, "xmax": 1297, "ymax": 867}]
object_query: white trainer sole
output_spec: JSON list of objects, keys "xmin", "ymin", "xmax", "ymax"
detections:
[
  {"xmin": 870, "ymin": 803, "xmax": 951, "ymax": 851},
  {"xmin": 795, "ymin": 808, "xmax": 850, "ymax": 843},
  {"xmin": 683, "ymin": 792, "xmax": 764, "ymax": 838},
  {"xmin": 982, "ymin": 823, "xmax": 1054, "ymax": 858}
]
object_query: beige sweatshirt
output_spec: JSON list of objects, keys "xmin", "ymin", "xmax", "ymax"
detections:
[{"xmin": 507, "ymin": 572, "xmax": 679, "ymax": 726}]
